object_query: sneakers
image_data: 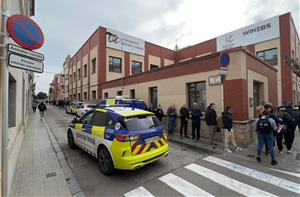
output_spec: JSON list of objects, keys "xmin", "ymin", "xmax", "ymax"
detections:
[
  {"xmin": 271, "ymin": 160, "xmax": 278, "ymax": 165},
  {"xmin": 235, "ymin": 147, "xmax": 242, "ymax": 151},
  {"xmin": 287, "ymin": 150, "xmax": 292, "ymax": 154},
  {"xmin": 225, "ymin": 149, "xmax": 232, "ymax": 153},
  {"xmin": 256, "ymin": 157, "xmax": 261, "ymax": 162},
  {"xmin": 279, "ymin": 150, "xmax": 283, "ymax": 154}
]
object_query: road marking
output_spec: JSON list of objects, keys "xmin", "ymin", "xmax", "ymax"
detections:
[
  {"xmin": 124, "ymin": 186, "xmax": 154, "ymax": 197},
  {"xmin": 185, "ymin": 163, "xmax": 278, "ymax": 197},
  {"xmin": 204, "ymin": 156, "xmax": 300, "ymax": 194},
  {"xmin": 159, "ymin": 173, "xmax": 214, "ymax": 197},
  {"xmin": 269, "ymin": 168, "xmax": 300, "ymax": 178}
]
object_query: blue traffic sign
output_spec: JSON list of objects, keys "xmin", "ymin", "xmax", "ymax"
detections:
[{"xmin": 219, "ymin": 52, "xmax": 230, "ymax": 67}]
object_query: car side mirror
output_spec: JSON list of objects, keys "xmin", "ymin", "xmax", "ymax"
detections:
[{"xmin": 72, "ymin": 118, "xmax": 79, "ymax": 124}]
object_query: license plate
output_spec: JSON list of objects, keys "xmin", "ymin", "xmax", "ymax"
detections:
[{"xmin": 145, "ymin": 136, "xmax": 160, "ymax": 144}]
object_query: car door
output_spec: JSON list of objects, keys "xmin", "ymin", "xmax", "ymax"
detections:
[{"xmin": 76, "ymin": 111, "xmax": 95, "ymax": 148}]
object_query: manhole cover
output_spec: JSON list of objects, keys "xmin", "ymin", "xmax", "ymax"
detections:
[
  {"xmin": 46, "ymin": 172, "xmax": 57, "ymax": 178},
  {"xmin": 295, "ymin": 153, "xmax": 300, "ymax": 161}
]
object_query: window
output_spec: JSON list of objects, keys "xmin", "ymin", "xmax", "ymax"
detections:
[
  {"xmin": 92, "ymin": 90, "xmax": 96, "ymax": 100},
  {"xmin": 130, "ymin": 89, "xmax": 135, "ymax": 99},
  {"xmin": 150, "ymin": 64, "xmax": 159, "ymax": 70},
  {"xmin": 188, "ymin": 81, "xmax": 206, "ymax": 112},
  {"xmin": 78, "ymin": 68, "xmax": 81, "ymax": 80},
  {"xmin": 149, "ymin": 87, "xmax": 157, "ymax": 108},
  {"xmin": 109, "ymin": 56, "xmax": 122, "ymax": 73},
  {"xmin": 80, "ymin": 111, "xmax": 94, "ymax": 125},
  {"xmin": 73, "ymin": 72, "xmax": 76, "ymax": 81},
  {"xmin": 83, "ymin": 64, "xmax": 87, "ymax": 78},
  {"xmin": 131, "ymin": 61, "xmax": 142, "ymax": 75},
  {"xmin": 69, "ymin": 75, "xmax": 72, "ymax": 83},
  {"xmin": 73, "ymin": 94, "xmax": 76, "ymax": 99},
  {"xmin": 78, "ymin": 93, "xmax": 81, "ymax": 100},
  {"xmin": 117, "ymin": 90, "xmax": 122, "ymax": 96},
  {"xmin": 92, "ymin": 58, "xmax": 96, "ymax": 74},
  {"xmin": 256, "ymin": 48, "xmax": 278, "ymax": 66},
  {"xmin": 124, "ymin": 115, "xmax": 160, "ymax": 131},
  {"xmin": 92, "ymin": 112, "xmax": 113, "ymax": 126},
  {"xmin": 104, "ymin": 92, "xmax": 108, "ymax": 98},
  {"xmin": 84, "ymin": 92, "xmax": 87, "ymax": 100},
  {"xmin": 8, "ymin": 73, "xmax": 16, "ymax": 127}
]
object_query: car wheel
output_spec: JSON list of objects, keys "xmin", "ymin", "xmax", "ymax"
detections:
[
  {"xmin": 98, "ymin": 146, "xmax": 114, "ymax": 175},
  {"xmin": 67, "ymin": 130, "xmax": 76, "ymax": 149}
]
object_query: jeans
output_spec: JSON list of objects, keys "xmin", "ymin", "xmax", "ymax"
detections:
[
  {"xmin": 180, "ymin": 119, "xmax": 188, "ymax": 137},
  {"xmin": 192, "ymin": 122, "xmax": 201, "ymax": 140},
  {"xmin": 257, "ymin": 132, "xmax": 275, "ymax": 161},
  {"xmin": 168, "ymin": 118, "xmax": 175, "ymax": 135}
]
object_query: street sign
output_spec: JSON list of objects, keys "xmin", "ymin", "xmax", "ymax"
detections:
[
  {"xmin": 8, "ymin": 53, "xmax": 44, "ymax": 73},
  {"xmin": 219, "ymin": 52, "xmax": 230, "ymax": 67},
  {"xmin": 6, "ymin": 15, "xmax": 44, "ymax": 50},
  {"xmin": 209, "ymin": 75, "xmax": 222, "ymax": 85},
  {"xmin": 219, "ymin": 67, "xmax": 228, "ymax": 75},
  {"xmin": 8, "ymin": 44, "xmax": 44, "ymax": 61}
]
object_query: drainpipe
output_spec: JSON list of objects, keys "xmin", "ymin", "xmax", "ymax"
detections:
[{"xmin": 1, "ymin": 0, "xmax": 9, "ymax": 195}]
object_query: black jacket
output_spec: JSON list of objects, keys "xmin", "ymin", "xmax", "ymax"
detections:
[
  {"xmin": 191, "ymin": 108, "xmax": 202, "ymax": 124},
  {"xmin": 38, "ymin": 103, "xmax": 47, "ymax": 111},
  {"xmin": 180, "ymin": 107, "xmax": 189, "ymax": 120},
  {"xmin": 154, "ymin": 108, "xmax": 164, "ymax": 120},
  {"xmin": 222, "ymin": 111, "xmax": 232, "ymax": 131},
  {"xmin": 205, "ymin": 109, "xmax": 217, "ymax": 126}
]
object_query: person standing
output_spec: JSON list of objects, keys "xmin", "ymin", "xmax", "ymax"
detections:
[
  {"xmin": 191, "ymin": 103, "xmax": 202, "ymax": 142},
  {"xmin": 154, "ymin": 105, "xmax": 164, "ymax": 122},
  {"xmin": 38, "ymin": 102, "xmax": 47, "ymax": 120},
  {"xmin": 205, "ymin": 103, "xmax": 218, "ymax": 148},
  {"xmin": 179, "ymin": 104, "xmax": 189, "ymax": 139},
  {"xmin": 32, "ymin": 101, "xmax": 37, "ymax": 112},
  {"xmin": 255, "ymin": 106, "xmax": 278, "ymax": 165},
  {"xmin": 280, "ymin": 108, "xmax": 296, "ymax": 154},
  {"xmin": 167, "ymin": 105, "xmax": 177, "ymax": 136},
  {"xmin": 222, "ymin": 106, "xmax": 242, "ymax": 153}
]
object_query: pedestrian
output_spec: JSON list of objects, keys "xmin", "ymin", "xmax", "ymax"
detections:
[
  {"xmin": 167, "ymin": 104, "xmax": 177, "ymax": 136},
  {"xmin": 222, "ymin": 106, "xmax": 242, "ymax": 153},
  {"xmin": 32, "ymin": 101, "xmax": 37, "ymax": 112},
  {"xmin": 179, "ymin": 104, "xmax": 189, "ymax": 139},
  {"xmin": 255, "ymin": 105, "xmax": 278, "ymax": 165},
  {"xmin": 38, "ymin": 102, "xmax": 47, "ymax": 120},
  {"xmin": 191, "ymin": 103, "xmax": 202, "ymax": 142},
  {"xmin": 154, "ymin": 105, "xmax": 164, "ymax": 122},
  {"xmin": 205, "ymin": 103, "xmax": 218, "ymax": 148}
]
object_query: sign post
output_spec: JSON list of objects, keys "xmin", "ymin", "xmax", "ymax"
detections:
[{"xmin": 219, "ymin": 52, "xmax": 230, "ymax": 112}]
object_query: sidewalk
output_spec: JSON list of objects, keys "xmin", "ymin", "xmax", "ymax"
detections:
[
  {"xmin": 11, "ymin": 112, "xmax": 72, "ymax": 196},
  {"xmin": 169, "ymin": 129, "xmax": 300, "ymax": 173}
]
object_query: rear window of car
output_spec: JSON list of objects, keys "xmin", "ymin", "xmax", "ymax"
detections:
[{"xmin": 124, "ymin": 115, "xmax": 160, "ymax": 131}]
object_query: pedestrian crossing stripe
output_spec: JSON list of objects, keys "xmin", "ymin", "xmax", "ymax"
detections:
[
  {"xmin": 159, "ymin": 173, "xmax": 214, "ymax": 197},
  {"xmin": 124, "ymin": 186, "xmax": 154, "ymax": 197},
  {"xmin": 185, "ymin": 163, "xmax": 278, "ymax": 197},
  {"xmin": 270, "ymin": 168, "xmax": 300, "ymax": 178},
  {"xmin": 204, "ymin": 156, "xmax": 300, "ymax": 194}
]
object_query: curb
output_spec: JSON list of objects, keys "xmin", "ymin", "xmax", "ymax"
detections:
[{"xmin": 42, "ymin": 118, "xmax": 85, "ymax": 197}]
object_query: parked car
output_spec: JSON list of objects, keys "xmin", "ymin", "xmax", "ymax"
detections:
[
  {"xmin": 66, "ymin": 101, "xmax": 83, "ymax": 115},
  {"xmin": 100, "ymin": 96, "xmax": 147, "ymax": 110},
  {"xmin": 76, "ymin": 103, "xmax": 96, "ymax": 117}
]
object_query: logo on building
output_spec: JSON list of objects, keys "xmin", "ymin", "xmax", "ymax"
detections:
[
  {"xmin": 106, "ymin": 32, "xmax": 120, "ymax": 44},
  {"xmin": 225, "ymin": 33, "xmax": 234, "ymax": 43}
]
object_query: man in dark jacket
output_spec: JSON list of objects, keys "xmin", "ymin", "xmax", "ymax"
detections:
[
  {"xmin": 179, "ymin": 104, "xmax": 189, "ymax": 139},
  {"xmin": 38, "ymin": 102, "xmax": 47, "ymax": 120},
  {"xmin": 205, "ymin": 103, "xmax": 217, "ymax": 148},
  {"xmin": 167, "ymin": 105, "xmax": 177, "ymax": 136},
  {"xmin": 154, "ymin": 105, "xmax": 164, "ymax": 122},
  {"xmin": 191, "ymin": 103, "xmax": 202, "ymax": 142},
  {"xmin": 279, "ymin": 108, "xmax": 296, "ymax": 154},
  {"xmin": 222, "ymin": 106, "xmax": 242, "ymax": 153}
]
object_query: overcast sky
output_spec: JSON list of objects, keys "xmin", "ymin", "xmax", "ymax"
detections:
[{"xmin": 32, "ymin": 0, "xmax": 299, "ymax": 94}]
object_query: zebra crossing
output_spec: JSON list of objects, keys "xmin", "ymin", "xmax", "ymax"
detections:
[{"xmin": 125, "ymin": 156, "xmax": 300, "ymax": 197}]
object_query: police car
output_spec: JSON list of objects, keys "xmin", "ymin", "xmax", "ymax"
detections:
[
  {"xmin": 66, "ymin": 101, "xmax": 83, "ymax": 115},
  {"xmin": 100, "ymin": 96, "xmax": 147, "ymax": 110},
  {"xmin": 67, "ymin": 107, "xmax": 168, "ymax": 175}
]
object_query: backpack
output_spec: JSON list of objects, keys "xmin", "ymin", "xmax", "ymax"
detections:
[
  {"xmin": 217, "ymin": 116, "xmax": 224, "ymax": 129},
  {"xmin": 257, "ymin": 117, "xmax": 272, "ymax": 134}
]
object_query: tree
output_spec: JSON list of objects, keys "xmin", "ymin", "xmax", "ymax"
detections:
[{"xmin": 36, "ymin": 92, "xmax": 47, "ymax": 99}]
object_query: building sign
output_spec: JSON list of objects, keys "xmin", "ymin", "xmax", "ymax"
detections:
[
  {"xmin": 217, "ymin": 16, "xmax": 279, "ymax": 52},
  {"xmin": 106, "ymin": 28, "xmax": 145, "ymax": 56},
  {"xmin": 219, "ymin": 67, "xmax": 228, "ymax": 76},
  {"xmin": 8, "ymin": 53, "xmax": 44, "ymax": 73},
  {"xmin": 209, "ymin": 75, "xmax": 222, "ymax": 85},
  {"xmin": 8, "ymin": 44, "xmax": 44, "ymax": 61}
]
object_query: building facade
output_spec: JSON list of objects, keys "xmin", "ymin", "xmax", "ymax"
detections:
[
  {"xmin": 63, "ymin": 13, "xmax": 299, "ymax": 145},
  {"xmin": 51, "ymin": 74, "xmax": 65, "ymax": 101},
  {"xmin": 0, "ymin": 0, "xmax": 35, "ymax": 195}
]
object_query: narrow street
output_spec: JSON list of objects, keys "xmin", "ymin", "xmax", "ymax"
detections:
[{"xmin": 44, "ymin": 106, "xmax": 300, "ymax": 197}]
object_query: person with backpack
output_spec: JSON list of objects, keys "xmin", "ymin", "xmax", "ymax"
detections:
[
  {"xmin": 205, "ymin": 103, "xmax": 217, "ymax": 148},
  {"xmin": 191, "ymin": 103, "xmax": 202, "ymax": 142},
  {"xmin": 255, "ymin": 106, "xmax": 278, "ymax": 165},
  {"xmin": 222, "ymin": 106, "xmax": 242, "ymax": 153},
  {"xmin": 38, "ymin": 102, "xmax": 47, "ymax": 120},
  {"xmin": 179, "ymin": 104, "xmax": 189, "ymax": 139},
  {"xmin": 167, "ymin": 104, "xmax": 177, "ymax": 136}
]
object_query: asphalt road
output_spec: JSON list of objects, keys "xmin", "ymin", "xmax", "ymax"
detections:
[{"xmin": 45, "ymin": 106, "xmax": 300, "ymax": 197}]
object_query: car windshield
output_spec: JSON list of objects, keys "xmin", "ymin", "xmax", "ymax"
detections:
[
  {"xmin": 77, "ymin": 103, "xmax": 84, "ymax": 108},
  {"xmin": 124, "ymin": 115, "xmax": 160, "ymax": 131},
  {"xmin": 87, "ymin": 104, "xmax": 95, "ymax": 108}
]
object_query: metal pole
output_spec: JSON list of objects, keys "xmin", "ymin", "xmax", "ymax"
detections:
[{"xmin": 1, "ymin": 3, "xmax": 9, "ymax": 196}]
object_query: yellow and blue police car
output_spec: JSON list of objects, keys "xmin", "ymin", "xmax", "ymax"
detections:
[{"xmin": 67, "ymin": 107, "xmax": 168, "ymax": 175}]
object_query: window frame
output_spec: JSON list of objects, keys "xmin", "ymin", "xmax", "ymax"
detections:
[
  {"xmin": 131, "ymin": 61, "xmax": 142, "ymax": 75},
  {"xmin": 83, "ymin": 64, "xmax": 87, "ymax": 78},
  {"xmin": 91, "ymin": 58, "xmax": 96, "ymax": 74},
  {"xmin": 92, "ymin": 90, "xmax": 96, "ymax": 100},
  {"xmin": 187, "ymin": 81, "xmax": 206, "ymax": 112},
  {"xmin": 150, "ymin": 64, "xmax": 159, "ymax": 70},
  {"xmin": 256, "ymin": 48, "xmax": 278, "ymax": 66},
  {"xmin": 92, "ymin": 111, "xmax": 113, "ymax": 127},
  {"xmin": 109, "ymin": 56, "xmax": 122, "ymax": 73}
]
